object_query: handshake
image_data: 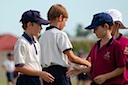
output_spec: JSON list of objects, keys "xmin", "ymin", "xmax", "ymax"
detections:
[{"xmin": 71, "ymin": 63, "xmax": 88, "ymax": 70}]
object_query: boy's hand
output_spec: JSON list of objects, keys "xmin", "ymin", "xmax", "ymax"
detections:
[
  {"xmin": 72, "ymin": 63, "xmax": 87, "ymax": 70},
  {"xmin": 124, "ymin": 46, "xmax": 128, "ymax": 55},
  {"xmin": 94, "ymin": 74, "xmax": 107, "ymax": 85},
  {"xmin": 39, "ymin": 71, "xmax": 55, "ymax": 83},
  {"xmin": 88, "ymin": 57, "xmax": 91, "ymax": 62},
  {"xmin": 66, "ymin": 68, "xmax": 82, "ymax": 78}
]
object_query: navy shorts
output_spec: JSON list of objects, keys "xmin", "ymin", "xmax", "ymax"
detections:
[
  {"xmin": 16, "ymin": 75, "xmax": 41, "ymax": 85},
  {"xmin": 42, "ymin": 65, "xmax": 72, "ymax": 85},
  {"xmin": 90, "ymin": 81, "xmax": 98, "ymax": 85},
  {"xmin": 6, "ymin": 72, "xmax": 14, "ymax": 82},
  {"xmin": 77, "ymin": 73, "xmax": 90, "ymax": 80}
]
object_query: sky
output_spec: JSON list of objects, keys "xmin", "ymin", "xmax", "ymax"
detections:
[{"xmin": 0, "ymin": 0, "xmax": 128, "ymax": 37}]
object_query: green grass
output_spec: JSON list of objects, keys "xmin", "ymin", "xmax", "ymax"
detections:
[
  {"xmin": 71, "ymin": 77, "xmax": 77, "ymax": 85},
  {"xmin": 0, "ymin": 78, "xmax": 78, "ymax": 85},
  {"xmin": 0, "ymin": 80, "xmax": 6, "ymax": 85}
]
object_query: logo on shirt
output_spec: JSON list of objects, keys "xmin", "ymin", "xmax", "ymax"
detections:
[{"xmin": 104, "ymin": 51, "xmax": 110, "ymax": 60}]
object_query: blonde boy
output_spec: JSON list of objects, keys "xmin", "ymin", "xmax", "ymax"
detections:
[{"xmin": 39, "ymin": 4, "xmax": 91, "ymax": 85}]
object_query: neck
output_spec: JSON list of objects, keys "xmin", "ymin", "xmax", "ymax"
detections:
[
  {"xmin": 100, "ymin": 32, "xmax": 112, "ymax": 47},
  {"xmin": 24, "ymin": 31, "xmax": 33, "ymax": 39},
  {"xmin": 50, "ymin": 21, "xmax": 60, "ymax": 29},
  {"xmin": 115, "ymin": 33, "xmax": 120, "ymax": 39}
]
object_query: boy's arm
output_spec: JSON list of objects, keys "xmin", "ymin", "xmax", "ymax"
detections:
[
  {"xmin": 65, "ymin": 50, "xmax": 91, "ymax": 67},
  {"xmin": 94, "ymin": 67, "xmax": 125, "ymax": 85},
  {"xmin": 67, "ymin": 67, "xmax": 91, "ymax": 77},
  {"xmin": 16, "ymin": 65, "xmax": 54, "ymax": 83}
]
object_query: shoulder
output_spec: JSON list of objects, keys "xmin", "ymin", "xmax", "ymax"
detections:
[
  {"xmin": 56, "ymin": 31, "xmax": 68, "ymax": 37},
  {"xmin": 3, "ymin": 60, "xmax": 9, "ymax": 65},
  {"xmin": 121, "ymin": 35, "xmax": 128, "ymax": 41},
  {"xmin": 112, "ymin": 39, "xmax": 122, "ymax": 47},
  {"xmin": 3, "ymin": 60, "xmax": 8, "ymax": 63},
  {"xmin": 49, "ymin": 29, "xmax": 68, "ymax": 38},
  {"xmin": 16, "ymin": 36, "xmax": 28, "ymax": 45},
  {"xmin": 14, "ymin": 36, "xmax": 29, "ymax": 49}
]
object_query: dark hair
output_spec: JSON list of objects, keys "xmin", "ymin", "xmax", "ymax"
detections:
[
  {"xmin": 22, "ymin": 23, "xmax": 27, "ymax": 30},
  {"xmin": 101, "ymin": 22, "xmax": 113, "ymax": 27},
  {"xmin": 100, "ymin": 22, "xmax": 113, "ymax": 30},
  {"xmin": 7, "ymin": 52, "xmax": 13, "ymax": 57}
]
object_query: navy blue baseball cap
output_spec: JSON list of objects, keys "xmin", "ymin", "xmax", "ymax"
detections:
[
  {"xmin": 85, "ymin": 12, "xmax": 113, "ymax": 30},
  {"xmin": 20, "ymin": 10, "xmax": 50, "ymax": 25}
]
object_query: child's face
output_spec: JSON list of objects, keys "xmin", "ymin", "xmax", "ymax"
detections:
[
  {"xmin": 93, "ymin": 25, "xmax": 107, "ymax": 38},
  {"xmin": 59, "ymin": 18, "xmax": 67, "ymax": 30},
  {"xmin": 30, "ymin": 22, "xmax": 42, "ymax": 37},
  {"xmin": 8, "ymin": 56, "xmax": 14, "ymax": 61}
]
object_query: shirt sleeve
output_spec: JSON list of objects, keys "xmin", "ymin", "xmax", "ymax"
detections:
[
  {"xmin": 56, "ymin": 32, "xmax": 73, "ymax": 53},
  {"xmin": 2, "ymin": 60, "xmax": 7, "ymax": 67},
  {"xmin": 14, "ymin": 40, "xmax": 26, "ymax": 66},
  {"xmin": 114, "ymin": 42, "xmax": 125, "ymax": 67}
]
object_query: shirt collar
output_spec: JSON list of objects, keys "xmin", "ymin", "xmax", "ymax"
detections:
[
  {"xmin": 46, "ymin": 26, "xmax": 58, "ymax": 31},
  {"xmin": 106, "ymin": 37, "xmax": 113, "ymax": 46},
  {"xmin": 116, "ymin": 33, "xmax": 122, "ymax": 40},
  {"xmin": 97, "ymin": 37, "xmax": 114, "ymax": 48},
  {"xmin": 22, "ymin": 32, "xmax": 36, "ymax": 44}
]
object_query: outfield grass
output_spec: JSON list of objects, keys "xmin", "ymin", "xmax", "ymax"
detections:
[
  {"xmin": 0, "ymin": 77, "xmax": 78, "ymax": 85},
  {"xmin": 0, "ymin": 80, "xmax": 6, "ymax": 85},
  {"xmin": 71, "ymin": 77, "xmax": 78, "ymax": 85}
]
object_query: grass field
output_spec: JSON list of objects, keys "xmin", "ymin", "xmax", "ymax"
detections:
[
  {"xmin": 0, "ymin": 80, "xmax": 6, "ymax": 85},
  {"xmin": 0, "ymin": 77, "xmax": 81, "ymax": 85}
]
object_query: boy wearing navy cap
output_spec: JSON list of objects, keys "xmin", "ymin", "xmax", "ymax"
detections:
[
  {"xmin": 67, "ymin": 12, "xmax": 125, "ymax": 85},
  {"xmin": 14, "ymin": 10, "xmax": 54, "ymax": 85},
  {"xmin": 39, "ymin": 4, "xmax": 91, "ymax": 85}
]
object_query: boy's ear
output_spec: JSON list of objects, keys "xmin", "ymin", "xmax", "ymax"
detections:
[
  {"xmin": 58, "ymin": 15, "xmax": 63, "ymax": 22},
  {"xmin": 104, "ymin": 23, "xmax": 109, "ymax": 30},
  {"xmin": 27, "ymin": 22, "xmax": 32, "ymax": 27}
]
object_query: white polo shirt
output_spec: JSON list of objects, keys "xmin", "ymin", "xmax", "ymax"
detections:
[
  {"xmin": 2, "ymin": 60, "xmax": 15, "ymax": 72},
  {"xmin": 39, "ymin": 27, "xmax": 73, "ymax": 68},
  {"xmin": 14, "ymin": 33, "xmax": 41, "ymax": 71}
]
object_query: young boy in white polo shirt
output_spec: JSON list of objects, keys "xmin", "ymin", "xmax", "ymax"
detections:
[
  {"xmin": 14, "ymin": 10, "xmax": 54, "ymax": 85},
  {"xmin": 39, "ymin": 4, "xmax": 91, "ymax": 85},
  {"xmin": 2, "ymin": 52, "xmax": 15, "ymax": 85}
]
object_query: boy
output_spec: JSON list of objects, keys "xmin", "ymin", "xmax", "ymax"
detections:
[
  {"xmin": 104, "ymin": 9, "xmax": 128, "ymax": 84},
  {"xmin": 14, "ymin": 10, "xmax": 54, "ymax": 85},
  {"xmin": 67, "ymin": 12, "xmax": 125, "ymax": 85},
  {"xmin": 2, "ymin": 52, "xmax": 15, "ymax": 85},
  {"xmin": 39, "ymin": 4, "xmax": 91, "ymax": 85}
]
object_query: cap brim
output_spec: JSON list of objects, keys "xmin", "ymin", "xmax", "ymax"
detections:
[
  {"xmin": 36, "ymin": 18, "xmax": 50, "ymax": 25},
  {"xmin": 119, "ymin": 22, "xmax": 128, "ymax": 29},
  {"xmin": 85, "ymin": 24, "xmax": 97, "ymax": 30}
]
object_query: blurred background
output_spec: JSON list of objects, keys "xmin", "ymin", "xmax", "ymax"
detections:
[{"xmin": 0, "ymin": 0, "xmax": 127, "ymax": 85}]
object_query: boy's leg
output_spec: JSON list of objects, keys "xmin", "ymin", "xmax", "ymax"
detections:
[{"xmin": 6, "ymin": 72, "xmax": 14, "ymax": 85}]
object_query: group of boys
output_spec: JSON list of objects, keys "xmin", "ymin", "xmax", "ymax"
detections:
[{"xmin": 13, "ymin": 3, "xmax": 128, "ymax": 85}]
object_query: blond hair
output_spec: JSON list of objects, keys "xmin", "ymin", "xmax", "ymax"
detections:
[{"xmin": 47, "ymin": 4, "xmax": 68, "ymax": 21}]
